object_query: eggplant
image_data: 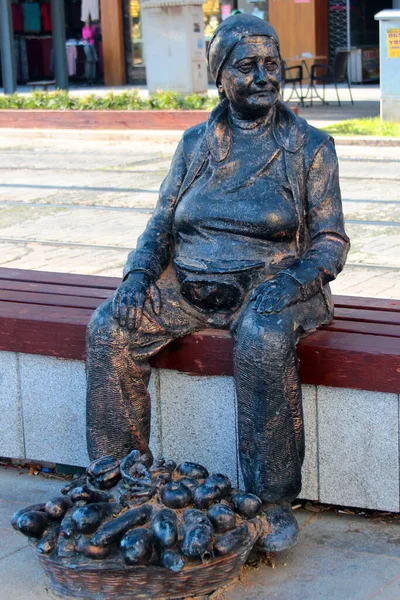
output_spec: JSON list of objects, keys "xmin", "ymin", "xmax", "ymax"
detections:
[
  {"xmin": 60, "ymin": 511, "xmax": 75, "ymax": 538},
  {"xmin": 90, "ymin": 504, "xmax": 153, "ymax": 547},
  {"xmin": 205, "ymin": 474, "xmax": 232, "ymax": 498},
  {"xmin": 160, "ymin": 482, "xmax": 192, "ymax": 509},
  {"xmin": 181, "ymin": 522, "xmax": 213, "ymax": 558},
  {"xmin": 183, "ymin": 508, "xmax": 213, "ymax": 528},
  {"xmin": 176, "ymin": 477, "xmax": 199, "ymax": 494},
  {"xmin": 214, "ymin": 523, "xmax": 249, "ymax": 556},
  {"xmin": 120, "ymin": 450, "xmax": 152, "ymax": 487},
  {"xmin": 70, "ymin": 485, "xmax": 113, "ymax": 504},
  {"xmin": 87, "ymin": 455, "xmax": 121, "ymax": 489},
  {"xmin": 150, "ymin": 459, "xmax": 174, "ymax": 483},
  {"xmin": 193, "ymin": 482, "xmax": 221, "ymax": 510},
  {"xmin": 17, "ymin": 511, "xmax": 48, "ymax": 538},
  {"xmin": 61, "ymin": 475, "xmax": 86, "ymax": 495},
  {"xmin": 161, "ymin": 547, "xmax": 187, "ymax": 572},
  {"xmin": 11, "ymin": 504, "xmax": 45, "ymax": 531},
  {"xmin": 72, "ymin": 502, "xmax": 122, "ymax": 534},
  {"xmin": 207, "ymin": 504, "xmax": 236, "ymax": 533},
  {"xmin": 120, "ymin": 528, "xmax": 153, "ymax": 565},
  {"xmin": 175, "ymin": 462, "xmax": 209, "ymax": 480},
  {"xmin": 57, "ymin": 536, "xmax": 78, "ymax": 558},
  {"xmin": 230, "ymin": 493, "xmax": 262, "ymax": 519},
  {"xmin": 151, "ymin": 509, "xmax": 178, "ymax": 549},
  {"xmin": 37, "ymin": 526, "xmax": 60, "ymax": 555},
  {"xmin": 78, "ymin": 538, "xmax": 112, "ymax": 560},
  {"xmin": 45, "ymin": 496, "xmax": 73, "ymax": 519},
  {"xmin": 120, "ymin": 483, "xmax": 156, "ymax": 507}
]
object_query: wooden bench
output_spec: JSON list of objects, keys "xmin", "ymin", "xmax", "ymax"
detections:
[{"xmin": 0, "ymin": 267, "xmax": 398, "ymax": 393}]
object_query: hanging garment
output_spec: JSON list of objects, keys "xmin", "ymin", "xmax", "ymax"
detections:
[
  {"xmin": 81, "ymin": 0, "xmax": 100, "ymax": 22},
  {"xmin": 12, "ymin": 4, "xmax": 24, "ymax": 33},
  {"xmin": 22, "ymin": 3, "xmax": 41, "ymax": 33},
  {"xmin": 66, "ymin": 45, "xmax": 78, "ymax": 76},
  {"xmin": 41, "ymin": 3, "xmax": 52, "ymax": 32},
  {"xmin": 82, "ymin": 24, "xmax": 97, "ymax": 45},
  {"xmin": 41, "ymin": 38, "xmax": 53, "ymax": 77},
  {"xmin": 19, "ymin": 37, "xmax": 29, "ymax": 82},
  {"xmin": 26, "ymin": 38, "xmax": 44, "ymax": 79},
  {"xmin": 84, "ymin": 43, "xmax": 98, "ymax": 82}
]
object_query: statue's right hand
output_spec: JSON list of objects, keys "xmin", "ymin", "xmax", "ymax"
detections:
[{"xmin": 112, "ymin": 272, "xmax": 161, "ymax": 330}]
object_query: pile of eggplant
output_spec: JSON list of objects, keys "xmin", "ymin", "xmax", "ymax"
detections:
[{"xmin": 11, "ymin": 450, "xmax": 263, "ymax": 572}]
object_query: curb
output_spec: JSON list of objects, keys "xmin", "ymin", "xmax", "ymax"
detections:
[
  {"xmin": 332, "ymin": 136, "xmax": 400, "ymax": 147},
  {"xmin": 0, "ymin": 128, "xmax": 398, "ymax": 146}
]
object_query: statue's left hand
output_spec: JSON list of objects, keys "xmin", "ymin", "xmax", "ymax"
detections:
[{"xmin": 250, "ymin": 274, "xmax": 302, "ymax": 314}]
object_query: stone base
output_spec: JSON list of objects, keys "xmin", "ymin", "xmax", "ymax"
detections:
[{"xmin": 1, "ymin": 351, "xmax": 399, "ymax": 512}]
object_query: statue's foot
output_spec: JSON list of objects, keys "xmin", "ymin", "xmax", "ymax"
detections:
[{"xmin": 257, "ymin": 501, "xmax": 299, "ymax": 553}]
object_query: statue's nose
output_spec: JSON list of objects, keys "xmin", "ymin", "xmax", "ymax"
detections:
[{"xmin": 254, "ymin": 65, "xmax": 269, "ymax": 86}]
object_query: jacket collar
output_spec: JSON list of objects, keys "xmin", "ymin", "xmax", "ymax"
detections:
[{"xmin": 206, "ymin": 98, "xmax": 308, "ymax": 162}]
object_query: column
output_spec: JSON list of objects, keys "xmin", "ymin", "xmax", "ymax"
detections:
[
  {"xmin": 0, "ymin": 0, "xmax": 16, "ymax": 94},
  {"xmin": 51, "ymin": 0, "xmax": 68, "ymax": 90}
]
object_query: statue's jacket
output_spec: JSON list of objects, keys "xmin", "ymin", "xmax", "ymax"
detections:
[{"xmin": 124, "ymin": 99, "xmax": 350, "ymax": 311}]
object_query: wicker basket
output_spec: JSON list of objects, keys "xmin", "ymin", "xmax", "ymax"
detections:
[{"xmin": 37, "ymin": 519, "xmax": 261, "ymax": 600}]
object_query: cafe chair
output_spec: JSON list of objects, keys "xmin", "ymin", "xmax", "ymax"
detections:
[
  {"xmin": 281, "ymin": 61, "xmax": 304, "ymax": 107},
  {"xmin": 310, "ymin": 50, "xmax": 354, "ymax": 106}
]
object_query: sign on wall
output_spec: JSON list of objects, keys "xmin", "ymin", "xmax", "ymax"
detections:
[{"xmin": 387, "ymin": 29, "xmax": 400, "ymax": 58}]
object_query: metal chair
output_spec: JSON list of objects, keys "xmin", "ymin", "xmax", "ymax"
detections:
[
  {"xmin": 281, "ymin": 62, "xmax": 304, "ymax": 107},
  {"xmin": 310, "ymin": 50, "xmax": 354, "ymax": 106}
]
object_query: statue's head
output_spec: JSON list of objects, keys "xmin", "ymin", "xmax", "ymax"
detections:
[{"xmin": 208, "ymin": 15, "xmax": 282, "ymax": 119}]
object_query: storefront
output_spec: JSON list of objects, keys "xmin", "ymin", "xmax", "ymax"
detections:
[
  {"xmin": 269, "ymin": 0, "xmax": 395, "ymax": 84},
  {"xmin": 0, "ymin": 0, "xmax": 126, "ymax": 92}
]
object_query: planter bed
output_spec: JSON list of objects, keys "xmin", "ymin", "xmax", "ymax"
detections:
[{"xmin": 0, "ymin": 106, "xmax": 298, "ymax": 130}]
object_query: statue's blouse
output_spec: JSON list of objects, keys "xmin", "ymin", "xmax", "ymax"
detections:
[{"xmin": 173, "ymin": 119, "xmax": 299, "ymax": 280}]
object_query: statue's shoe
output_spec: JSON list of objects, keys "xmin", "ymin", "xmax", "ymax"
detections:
[{"xmin": 256, "ymin": 501, "xmax": 299, "ymax": 553}]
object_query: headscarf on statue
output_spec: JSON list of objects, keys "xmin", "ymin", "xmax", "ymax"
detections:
[{"xmin": 207, "ymin": 14, "xmax": 280, "ymax": 84}]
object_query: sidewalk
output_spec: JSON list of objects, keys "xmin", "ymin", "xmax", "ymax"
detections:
[{"xmin": 1, "ymin": 466, "xmax": 399, "ymax": 600}]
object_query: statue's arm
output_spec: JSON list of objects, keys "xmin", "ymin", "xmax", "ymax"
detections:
[
  {"xmin": 123, "ymin": 138, "xmax": 188, "ymax": 281},
  {"xmin": 251, "ymin": 138, "xmax": 350, "ymax": 314},
  {"xmin": 280, "ymin": 137, "xmax": 350, "ymax": 299},
  {"xmin": 112, "ymin": 139, "xmax": 187, "ymax": 329}
]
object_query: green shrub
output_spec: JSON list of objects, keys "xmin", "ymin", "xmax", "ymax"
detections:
[{"xmin": 0, "ymin": 89, "xmax": 218, "ymax": 111}]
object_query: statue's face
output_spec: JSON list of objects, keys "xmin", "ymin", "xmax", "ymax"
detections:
[{"xmin": 219, "ymin": 36, "xmax": 281, "ymax": 118}]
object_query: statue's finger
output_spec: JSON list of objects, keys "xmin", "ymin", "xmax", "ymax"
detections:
[
  {"xmin": 119, "ymin": 299, "xmax": 128, "ymax": 328},
  {"xmin": 133, "ymin": 293, "xmax": 145, "ymax": 330},
  {"xmin": 126, "ymin": 304, "xmax": 136, "ymax": 330},
  {"xmin": 252, "ymin": 293, "xmax": 263, "ymax": 310},
  {"xmin": 149, "ymin": 284, "xmax": 161, "ymax": 315},
  {"xmin": 112, "ymin": 290, "xmax": 120, "ymax": 319},
  {"xmin": 257, "ymin": 295, "xmax": 270, "ymax": 314},
  {"xmin": 271, "ymin": 297, "xmax": 287, "ymax": 313}
]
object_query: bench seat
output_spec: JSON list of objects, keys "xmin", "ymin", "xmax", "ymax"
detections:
[{"xmin": 0, "ymin": 267, "xmax": 398, "ymax": 393}]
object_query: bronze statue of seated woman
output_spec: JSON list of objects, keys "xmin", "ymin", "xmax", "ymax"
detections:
[{"xmin": 86, "ymin": 15, "xmax": 349, "ymax": 553}]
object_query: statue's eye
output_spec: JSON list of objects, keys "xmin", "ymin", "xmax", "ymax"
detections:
[
  {"xmin": 237, "ymin": 63, "xmax": 253, "ymax": 74},
  {"xmin": 266, "ymin": 62, "xmax": 279, "ymax": 72}
]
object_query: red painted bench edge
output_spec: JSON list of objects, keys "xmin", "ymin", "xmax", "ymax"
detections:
[{"xmin": 0, "ymin": 268, "xmax": 398, "ymax": 394}]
